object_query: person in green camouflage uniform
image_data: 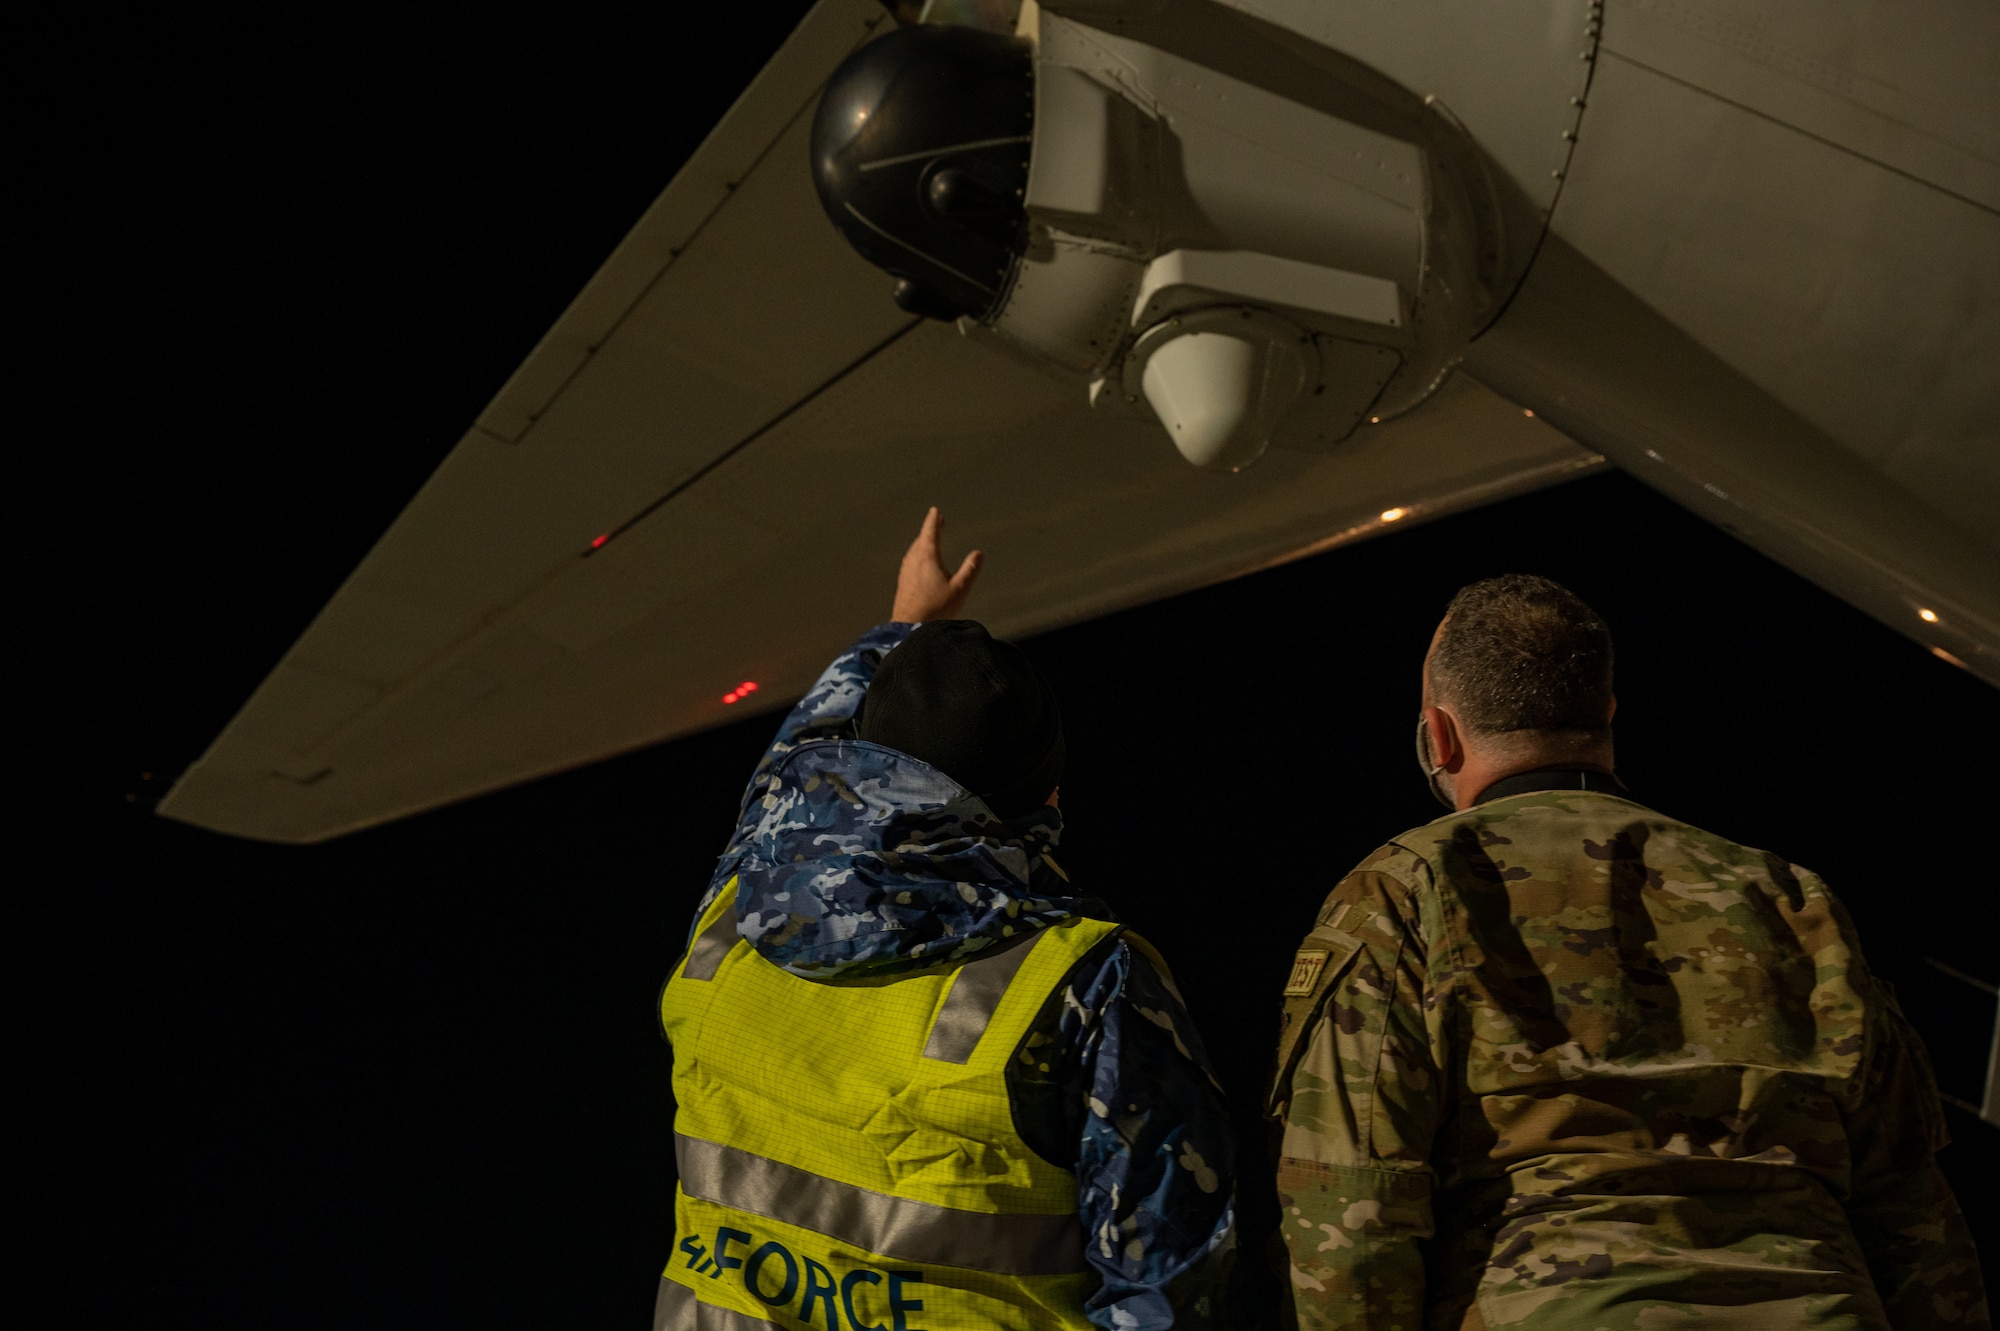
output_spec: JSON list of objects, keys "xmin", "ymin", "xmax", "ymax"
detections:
[{"xmin": 1268, "ymin": 575, "xmax": 1987, "ymax": 1330}]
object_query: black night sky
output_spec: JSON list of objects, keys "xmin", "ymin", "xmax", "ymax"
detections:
[{"xmin": 39, "ymin": 8, "xmax": 1998, "ymax": 1327}]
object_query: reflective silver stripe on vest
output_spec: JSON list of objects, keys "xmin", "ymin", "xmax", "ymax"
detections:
[
  {"xmin": 677, "ymin": 1134, "xmax": 1087, "ymax": 1276},
  {"xmin": 681, "ymin": 903, "xmax": 741, "ymax": 982},
  {"xmin": 654, "ymin": 1277, "xmax": 776, "ymax": 1330},
  {"xmin": 921, "ymin": 933, "xmax": 1041, "ymax": 1063}
]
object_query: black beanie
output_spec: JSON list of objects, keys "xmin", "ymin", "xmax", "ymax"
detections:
[{"xmin": 857, "ymin": 620, "xmax": 1065, "ymax": 819}]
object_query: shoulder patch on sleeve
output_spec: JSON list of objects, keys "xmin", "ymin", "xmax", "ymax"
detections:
[
  {"xmin": 1286, "ymin": 904, "xmax": 1356, "ymax": 994},
  {"xmin": 1267, "ymin": 924, "xmax": 1366, "ymax": 1116},
  {"xmin": 1285, "ymin": 947, "xmax": 1330, "ymax": 997}
]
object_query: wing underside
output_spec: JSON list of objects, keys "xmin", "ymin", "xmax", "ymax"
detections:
[{"xmin": 158, "ymin": 0, "xmax": 1599, "ymax": 843}]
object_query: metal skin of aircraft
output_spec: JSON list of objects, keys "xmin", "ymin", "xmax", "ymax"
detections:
[{"xmin": 158, "ymin": 0, "xmax": 1998, "ymax": 845}]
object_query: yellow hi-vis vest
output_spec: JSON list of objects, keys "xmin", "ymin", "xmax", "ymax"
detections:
[{"xmin": 656, "ymin": 878, "xmax": 1124, "ymax": 1331}]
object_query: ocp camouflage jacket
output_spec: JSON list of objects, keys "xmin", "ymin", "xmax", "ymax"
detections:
[{"xmin": 1271, "ymin": 783, "xmax": 1987, "ymax": 1331}]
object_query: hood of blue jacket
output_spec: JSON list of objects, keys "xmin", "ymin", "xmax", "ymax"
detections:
[{"xmin": 727, "ymin": 739, "xmax": 1105, "ymax": 978}]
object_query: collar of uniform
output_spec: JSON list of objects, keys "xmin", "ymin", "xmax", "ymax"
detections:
[{"xmin": 1471, "ymin": 766, "xmax": 1628, "ymax": 807}]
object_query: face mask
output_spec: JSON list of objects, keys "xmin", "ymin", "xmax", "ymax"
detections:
[{"xmin": 1415, "ymin": 712, "xmax": 1454, "ymax": 810}]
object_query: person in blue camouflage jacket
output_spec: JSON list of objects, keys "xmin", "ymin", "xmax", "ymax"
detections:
[{"xmin": 684, "ymin": 508, "xmax": 1237, "ymax": 1329}]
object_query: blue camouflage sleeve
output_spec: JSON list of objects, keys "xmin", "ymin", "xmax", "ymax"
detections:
[
  {"xmin": 700, "ymin": 622, "xmax": 916, "ymax": 920},
  {"xmin": 1069, "ymin": 940, "xmax": 1238, "ymax": 1329}
]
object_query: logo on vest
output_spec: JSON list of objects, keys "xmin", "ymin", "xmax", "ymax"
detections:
[{"xmin": 677, "ymin": 1225, "xmax": 929, "ymax": 1330}]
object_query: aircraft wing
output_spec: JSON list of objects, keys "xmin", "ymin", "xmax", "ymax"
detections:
[{"xmin": 157, "ymin": 0, "xmax": 1599, "ymax": 843}]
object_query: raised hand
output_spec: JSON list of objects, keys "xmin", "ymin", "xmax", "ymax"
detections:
[{"xmin": 891, "ymin": 507, "xmax": 983, "ymax": 623}]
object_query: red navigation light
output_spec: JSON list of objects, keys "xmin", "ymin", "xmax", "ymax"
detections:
[
  {"xmin": 722, "ymin": 680, "xmax": 758, "ymax": 705},
  {"xmin": 590, "ymin": 533, "xmax": 610, "ymax": 549},
  {"xmin": 722, "ymin": 691, "xmax": 740, "ymax": 704},
  {"xmin": 740, "ymin": 680, "xmax": 759, "ymax": 693}
]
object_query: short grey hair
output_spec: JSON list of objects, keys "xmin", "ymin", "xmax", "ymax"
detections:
[{"xmin": 1431, "ymin": 575, "xmax": 1613, "ymax": 737}]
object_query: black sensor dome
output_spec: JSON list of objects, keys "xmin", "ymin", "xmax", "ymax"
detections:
[{"xmin": 810, "ymin": 25, "xmax": 1034, "ymax": 321}]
